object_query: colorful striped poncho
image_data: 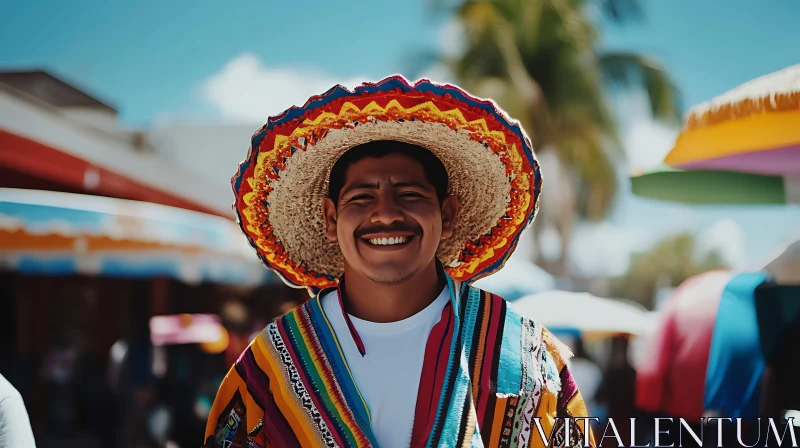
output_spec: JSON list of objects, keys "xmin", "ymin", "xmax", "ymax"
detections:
[{"xmin": 204, "ymin": 276, "xmax": 595, "ymax": 447}]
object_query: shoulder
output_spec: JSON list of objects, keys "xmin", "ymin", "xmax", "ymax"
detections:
[
  {"xmin": 467, "ymin": 285, "xmax": 551, "ymax": 343},
  {"xmin": 0, "ymin": 375, "xmax": 21, "ymax": 402},
  {"xmin": 468, "ymin": 286, "xmax": 571, "ymax": 389},
  {"xmin": 497, "ymin": 291, "xmax": 572, "ymax": 360},
  {"xmin": 0, "ymin": 393, "xmax": 28, "ymax": 419},
  {"xmin": 503, "ymin": 294, "xmax": 573, "ymax": 370},
  {"xmin": 261, "ymin": 296, "xmax": 320, "ymax": 337},
  {"xmin": 541, "ymin": 327, "xmax": 573, "ymax": 370}
]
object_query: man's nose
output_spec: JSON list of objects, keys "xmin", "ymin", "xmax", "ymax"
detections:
[{"xmin": 370, "ymin": 193, "xmax": 404, "ymax": 225}]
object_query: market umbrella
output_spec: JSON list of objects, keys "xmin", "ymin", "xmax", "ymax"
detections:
[
  {"xmin": 663, "ymin": 64, "xmax": 800, "ymax": 177},
  {"xmin": 630, "ymin": 166, "xmax": 799, "ymax": 204},
  {"xmin": 513, "ymin": 290, "xmax": 655, "ymax": 339},
  {"xmin": 635, "ymin": 269, "xmax": 768, "ymax": 420},
  {"xmin": 635, "ymin": 270, "xmax": 728, "ymax": 420},
  {"xmin": 0, "ymin": 188, "xmax": 271, "ymax": 286},
  {"xmin": 631, "ymin": 64, "xmax": 800, "ymax": 205},
  {"xmin": 704, "ymin": 271, "xmax": 768, "ymax": 418}
]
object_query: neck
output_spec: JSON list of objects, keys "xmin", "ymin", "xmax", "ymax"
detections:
[{"xmin": 340, "ymin": 260, "xmax": 446, "ymax": 323}]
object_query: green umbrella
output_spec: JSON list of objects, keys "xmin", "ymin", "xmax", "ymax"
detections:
[{"xmin": 630, "ymin": 166, "xmax": 795, "ymax": 205}]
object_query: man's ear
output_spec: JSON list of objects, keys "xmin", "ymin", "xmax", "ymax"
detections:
[
  {"xmin": 322, "ymin": 197, "xmax": 338, "ymax": 242},
  {"xmin": 440, "ymin": 194, "xmax": 458, "ymax": 240}
]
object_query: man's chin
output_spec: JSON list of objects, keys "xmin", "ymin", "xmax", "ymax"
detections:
[{"xmin": 363, "ymin": 267, "xmax": 417, "ymax": 286}]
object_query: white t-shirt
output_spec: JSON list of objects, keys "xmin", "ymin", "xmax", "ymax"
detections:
[
  {"xmin": 321, "ymin": 286, "xmax": 450, "ymax": 448},
  {"xmin": 0, "ymin": 374, "xmax": 37, "ymax": 448}
]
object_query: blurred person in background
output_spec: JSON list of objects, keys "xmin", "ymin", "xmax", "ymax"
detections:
[
  {"xmin": 37, "ymin": 291, "xmax": 117, "ymax": 448},
  {"xmin": 203, "ymin": 77, "xmax": 596, "ymax": 447},
  {"xmin": 220, "ymin": 299, "xmax": 254, "ymax": 370},
  {"xmin": 595, "ymin": 335, "xmax": 637, "ymax": 447},
  {"xmin": 0, "ymin": 373, "xmax": 37, "ymax": 447},
  {"xmin": 38, "ymin": 325, "xmax": 93, "ymax": 445}
]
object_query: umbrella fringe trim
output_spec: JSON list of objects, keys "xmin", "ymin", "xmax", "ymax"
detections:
[{"xmin": 686, "ymin": 90, "xmax": 800, "ymax": 131}]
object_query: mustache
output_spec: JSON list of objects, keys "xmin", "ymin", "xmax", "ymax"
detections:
[{"xmin": 355, "ymin": 223, "xmax": 421, "ymax": 238}]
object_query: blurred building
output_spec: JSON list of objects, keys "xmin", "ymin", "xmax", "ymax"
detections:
[
  {"xmin": 0, "ymin": 70, "xmax": 232, "ymax": 213},
  {"xmin": 0, "ymin": 70, "xmax": 305, "ymax": 447}
]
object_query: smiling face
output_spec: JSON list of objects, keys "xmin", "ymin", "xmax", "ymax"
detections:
[{"xmin": 322, "ymin": 151, "xmax": 458, "ymax": 285}]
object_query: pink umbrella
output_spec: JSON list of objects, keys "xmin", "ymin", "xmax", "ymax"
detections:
[{"xmin": 635, "ymin": 270, "xmax": 731, "ymax": 420}]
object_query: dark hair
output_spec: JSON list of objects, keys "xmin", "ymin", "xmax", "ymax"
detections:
[{"xmin": 327, "ymin": 140, "xmax": 449, "ymax": 204}]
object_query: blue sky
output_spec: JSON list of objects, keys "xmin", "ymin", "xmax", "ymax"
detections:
[
  {"xmin": 0, "ymin": 0, "xmax": 444, "ymax": 125},
  {"xmin": 2, "ymin": 0, "xmax": 799, "ymax": 276}
]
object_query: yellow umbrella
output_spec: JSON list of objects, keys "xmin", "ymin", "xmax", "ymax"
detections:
[{"xmin": 663, "ymin": 64, "xmax": 800, "ymax": 176}]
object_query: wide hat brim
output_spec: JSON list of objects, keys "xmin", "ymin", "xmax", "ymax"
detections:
[{"xmin": 232, "ymin": 75, "xmax": 541, "ymax": 295}]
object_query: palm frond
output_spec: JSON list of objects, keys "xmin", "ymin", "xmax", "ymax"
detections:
[
  {"xmin": 455, "ymin": 1, "xmax": 551, "ymax": 146},
  {"xmin": 442, "ymin": 0, "xmax": 676, "ymax": 222},
  {"xmin": 553, "ymin": 125, "xmax": 619, "ymax": 220},
  {"xmin": 550, "ymin": 0, "xmax": 598, "ymax": 50},
  {"xmin": 599, "ymin": 51, "xmax": 683, "ymax": 123}
]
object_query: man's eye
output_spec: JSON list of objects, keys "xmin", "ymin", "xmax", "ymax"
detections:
[
  {"xmin": 400, "ymin": 192, "xmax": 424, "ymax": 198},
  {"xmin": 350, "ymin": 194, "xmax": 372, "ymax": 201}
]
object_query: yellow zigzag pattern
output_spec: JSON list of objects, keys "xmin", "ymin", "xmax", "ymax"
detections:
[{"xmin": 254, "ymin": 99, "xmax": 514, "ymax": 175}]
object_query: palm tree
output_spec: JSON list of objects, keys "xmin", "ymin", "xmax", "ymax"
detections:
[{"xmin": 429, "ymin": 0, "xmax": 681, "ymax": 277}]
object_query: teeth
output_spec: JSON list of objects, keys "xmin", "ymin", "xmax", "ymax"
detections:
[{"xmin": 368, "ymin": 236, "xmax": 408, "ymax": 246}]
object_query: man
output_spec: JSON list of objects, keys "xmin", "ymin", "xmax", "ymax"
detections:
[
  {"xmin": 205, "ymin": 76, "xmax": 595, "ymax": 447},
  {"xmin": 0, "ymin": 373, "xmax": 37, "ymax": 447}
]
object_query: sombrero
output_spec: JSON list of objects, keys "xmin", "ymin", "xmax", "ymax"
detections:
[{"xmin": 232, "ymin": 75, "xmax": 541, "ymax": 295}]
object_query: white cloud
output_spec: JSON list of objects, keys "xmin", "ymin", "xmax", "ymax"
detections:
[
  {"xmin": 201, "ymin": 19, "xmax": 470, "ymax": 123},
  {"xmin": 696, "ymin": 218, "xmax": 746, "ymax": 267},
  {"xmin": 202, "ymin": 53, "xmax": 368, "ymax": 123},
  {"xmin": 438, "ymin": 19, "xmax": 466, "ymax": 58}
]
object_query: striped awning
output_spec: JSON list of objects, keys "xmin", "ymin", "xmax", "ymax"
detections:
[{"xmin": 0, "ymin": 188, "xmax": 272, "ymax": 286}]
